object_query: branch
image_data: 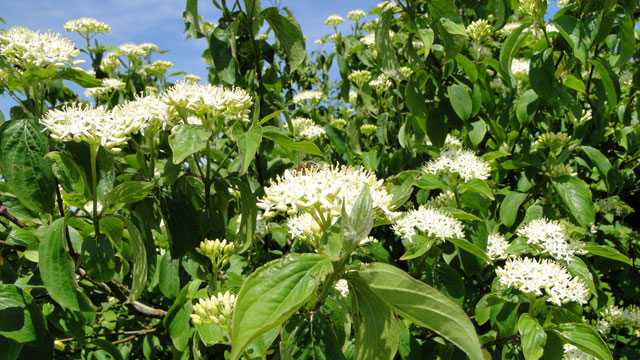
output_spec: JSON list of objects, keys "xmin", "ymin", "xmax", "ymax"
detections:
[
  {"xmin": 59, "ymin": 328, "xmax": 157, "ymax": 342},
  {"xmin": 0, "ymin": 200, "xmax": 27, "ymax": 228}
]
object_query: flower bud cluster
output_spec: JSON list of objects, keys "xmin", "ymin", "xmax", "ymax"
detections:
[
  {"xmin": 196, "ymin": 239, "xmax": 235, "ymax": 271},
  {"xmin": 292, "ymin": 90, "xmax": 325, "ymax": 106},
  {"xmin": 325, "ymin": 15, "xmax": 345, "ymax": 28},
  {"xmin": 597, "ymin": 304, "xmax": 640, "ymax": 336},
  {"xmin": 541, "ymin": 163, "xmax": 577, "ymax": 178},
  {"xmin": 84, "ymin": 78, "xmax": 126, "ymax": 98},
  {"xmin": 285, "ymin": 117, "xmax": 326, "ymax": 140},
  {"xmin": 424, "ymin": 191, "xmax": 455, "ymax": 209},
  {"xmin": 347, "ymin": 9, "xmax": 367, "ymax": 22},
  {"xmin": 466, "ymin": 19, "xmax": 493, "ymax": 41},
  {"xmin": 496, "ymin": 257, "xmax": 589, "ymax": 305},
  {"xmin": 330, "ymin": 118, "xmax": 347, "ymax": 130},
  {"xmin": 370, "ymin": 73, "xmax": 392, "ymax": 93},
  {"xmin": 595, "ymin": 197, "xmax": 634, "ymax": 217},
  {"xmin": 534, "ymin": 132, "xmax": 571, "ymax": 152},
  {"xmin": 0, "ymin": 27, "xmax": 80, "ymax": 70},
  {"xmin": 348, "ymin": 70, "xmax": 372, "ymax": 87},
  {"xmin": 517, "ymin": 218, "xmax": 585, "ymax": 262},
  {"xmin": 190, "ymin": 291, "xmax": 236, "ymax": 330},
  {"xmin": 360, "ymin": 124, "xmax": 377, "ymax": 137},
  {"xmin": 162, "ymin": 81, "xmax": 252, "ymax": 122},
  {"xmin": 393, "ymin": 206, "xmax": 465, "ymax": 243},
  {"xmin": 143, "ymin": 60, "xmax": 173, "ymax": 77},
  {"xmin": 64, "ymin": 17, "xmax": 111, "ymax": 37}
]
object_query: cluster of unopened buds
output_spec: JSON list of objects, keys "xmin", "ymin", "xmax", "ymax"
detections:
[
  {"xmin": 190, "ymin": 291, "xmax": 236, "ymax": 331},
  {"xmin": 196, "ymin": 239, "xmax": 235, "ymax": 271}
]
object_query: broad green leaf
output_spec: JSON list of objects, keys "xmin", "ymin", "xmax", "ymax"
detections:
[
  {"xmin": 376, "ymin": 11, "xmax": 403, "ymax": 79},
  {"xmin": 500, "ymin": 191, "xmax": 528, "ymax": 228},
  {"xmin": 581, "ymin": 146, "xmax": 615, "ymax": 193},
  {"xmin": 347, "ymin": 185, "xmax": 374, "ymax": 250},
  {"xmin": 415, "ymin": 173, "xmax": 446, "ymax": 190},
  {"xmin": 0, "ymin": 336, "xmax": 22, "ymax": 360},
  {"xmin": 22, "ymin": 66, "xmax": 57, "ymax": 82},
  {"xmin": 447, "ymin": 237, "xmax": 492, "ymax": 264},
  {"xmin": 551, "ymin": 176, "xmax": 595, "ymax": 227},
  {"xmin": 554, "ymin": 16, "xmax": 588, "ymax": 63},
  {"xmin": 159, "ymin": 252, "xmax": 180, "ymax": 299},
  {"xmin": 387, "ymin": 170, "xmax": 419, "ymax": 210},
  {"xmin": 50, "ymin": 68, "xmax": 102, "ymax": 87},
  {"xmin": 229, "ymin": 178, "xmax": 257, "ymax": 253},
  {"xmin": 529, "ymin": 48, "xmax": 555, "ymax": 99},
  {"xmin": 232, "ymin": 123, "xmax": 262, "ymax": 175},
  {"xmin": 552, "ymin": 323, "xmax": 612, "ymax": 360},
  {"xmin": 400, "ymin": 235, "xmax": 437, "ymax": 261},
  {"xmin": 448, "ymin": 84, "xmax": 472, "ymax": 121},
  {"xmin": 415, "ymin": 22, "xmax": 434, "ymax": 59},
  {"xmin": 262, "ymin": 126, "xmax": 323, "ymax": 156},
  {"xmin": 541, "ymin": 331, "xmax": 564, "ymax": 360},
  {"xmin": 583, "ymin": 243, "xmax": 631, "ymax": 265},
  {"xmin": 168, "ymin": 124, "xmax": 212, "ymax": 164},
  {"xmin": 350, "ymin": 277, "xmax": 399, "ymax": 360},
  {"xmin": 262, "ymin": 7, "xmax": 306, "ymax": 71},
  {"xmin": 107, "ymin": 181, "xmax": 154, "ymax": 205},
  {"xmin": 183, "ymin": 0, "xmax": 202, "ymax": 39},
  {"xmin": 430, "ymin": 0, "xmax": 467, "ymax": 60},
  {"xmin": 80, "ymin": 234, "xmax": 116, "ymax": 283},
  {"xmin": 429, "ymin": 262, "xmax": 465, "ymax": 305},
  {"xmin": 405, "ymin": 75, "xmax": 427, "ymax": 118},
  {"xmin": 459, "ymin": 179, "xmax": 494, "ymax": 200},
  {"xmin": 566, "ymin": 257, "xmax": 596, "ymax": 296},
  {"xmin": 516, "ymin": 90, "xmax": 540, "ymax": 125},
  {"xmin": 0, "ymin": 284, "xmax": 45, "ymax": 344},
  {"xmin": 280, "ymin": 313, "xmax": 346, "ymax": 360},
  {"xmin": 45, "ymin": 151, "xmax": 88, "ymax": 197},
  {"xmin": 590, "ymin": 58, "xmax": 618, "ymax": 113},
  {"xmin": 231, "ymin": 253, "xmax": 333, "ymax": 360},
  {"xmin": 564, "ymin": 75, "xmax": 586, "ymax": 94},
  {"xmin": 499, "ymin": 22, "xmax": 530, "ymax": 87},
  {"xmin": 210, "ymin": 24, "xmax": 238, "ymax": 85},
  {"xmin": 39, "ymin": 218, "xmax": 93, "ymax": 311},
  {"xmin": 455, "ymin": 54, "xmax": 478, "ymax": 82},
  {"xmin": 114, "ymin": 215, "xmax": 149, "ymax": 302},
  {"xmin": 349, "ymin": 263, "xmax": 483, "ymax": 360},
  {"xmin": 91, "ymin": 339, "xmax": 124, "ymax": 360},
  {"xmin": 468, "ymin": 120, "xmax": 486, "ymax": 147},
  {"xmin": 163, "ymin": 285, "xmax": 194, "ymax": 351},
  {"xmin": 159, "ymin": 188, "xmax": 201, "ymax": 258},
  {"xmin": 0, "ymin": 120, "xmax": 55, "ymax": 214},
  {"xmin": 613, "ymin": 11, "xmax": 634, "ymax": 68},
  {"xmin": 440, "ymin": 207, "xmax": 484, "ymax": 221},
  {"xmin": 518, "ymin": 314, "xmax": 546, "ymax": 360}
]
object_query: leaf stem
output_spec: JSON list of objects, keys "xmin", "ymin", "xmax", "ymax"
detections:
[{"xmin": 90, "ymin": 143, "xmax": 100, "ymax": 236}]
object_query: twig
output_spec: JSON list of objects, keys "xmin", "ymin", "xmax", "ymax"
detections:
[
  {"xmin": 59, "ymin": 328, "xmax": 157, "ymax": 342},
  {"xmin": 0, "ymin": 200, "xmax": 27, "ymax": 228},
  {"xmin": 0, "ymin": 240, "xmax": 27, "ymax": 251}
]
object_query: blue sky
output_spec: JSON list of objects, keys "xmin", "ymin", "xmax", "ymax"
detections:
[{"xmin": 0, "ymin": 1, "xmax": 558, "ymax": 116}]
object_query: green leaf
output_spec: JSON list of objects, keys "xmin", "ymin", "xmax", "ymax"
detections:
[
  {"xmin": 516, "ymin": 90, "xmax": 540, "ymax": 125},
  {"xmin": 280, "ymin": 313, "xmax": 346, "ymax": 360},
  {"xmin": 159, "ymin": 252, "xmax": 180, "ymax": 299},
  {"xmin": 564, "ymin": 75, "xmax": 586, "ymax": 94},
  {"xmin": 0, "ymin": 120, "xmax": 55, "ymax": 214},
  {"xmin": 231, "ymin": 253, "xmax": 333, "ymax": 360},
  {"xmin": 448, "ymin": 84, "xmax": 472, "ymax": 121},
  {"xmin": 0, "ymin": 284, "xmax": 46, "ymax": 344},
  {"xmin": 80, "ymin": 234, "xmax": 116, "ymax": 283},
  {"xmin": 232, "ymin": 124, "xmax": 262, "ymax": 175},
  {"xmin": 90, "ymin": 339, "xmax": 124, "ymax": 360},
  {"xmin": 262, "ymin": 7, "xmax": 306, "ymax": 72},
  {"xmin": 581, "ymin": 146, "xmax": 615, "ymax": 193},
  {"xmin": 613, "ymin": 11, "xmax": 634, "ymax": 68},
  {"xmin": 468, "ymin": 120, "xmax": 486, "ymax": 147},
  {"xmin": 39, "ymin": 218, "xmax": 93, "ymax": 311},
  {"xmin": 415, "ymin": 173, "xmax": 446, "ymax": 190},
  {"xmin": 499, "ymin": 22, "xmax": 530, "ymax": 87},
  {"xmin": 229, "ymin": 178, "xmax": 257, "ymax": 253},
  {"xmin": 530, "ymin": 48, "xmax": 556, "ymax": 99},
  {"xmin": 22, "ymin": 66, "xmax": 57, "ymax": 82},
  {"xmin": 459, "ymin": 179, "xmax": 494, "ymax": 200},
  {"xmin": 400, "ymin": 235, "xmax": 437, "ymax": 261},
  {"xmin": 447, "ymin": 237, "xmax": 492, "ymax": 264},
  {"xmin": 183, "ymin": 0, "xmax": 202, "ymax": 39},
  {"xmin": 566, "ymin": 257, "xmax": 596, "ymax": 296},
  {"xmin": 45, "ymin": 151, "xmax": 88, "ymax": 197},
  {"xmin": 168, "ymin": 124, "xmax": 212, "ymax": 164},
  {"xmin": 500, "ymin": 191, "xmax": 528, "ymax": 228},
  {"xmin": 347, "ymin": 185, "xmax": 374, "ymax": 250},
  {"xmin": 0, "ymin": 336, "xmax": 22, "ymax": 360},
  {"xmin": 159, "ymin": 188, "xmax": 201, "ymax": 258},
  {"xmin": 348, "ymin": 263, "xmax": 483, "ymax": 360},
  {"xmin": 415, "ymin": 23, "xmax": 434, "ymax": 59},
  {"xmin": 262, "ymin": 126, "xmax": 323, "ymax": 156},
  {"xmin": 114, "ymin": 215, "xmax": 149, "ymax": 302},
  {"xmin": 440, "ymin": 207, "xmax": 484, "ymax": 221},
  {"xmin": 582, "ymin": 243, "xmax": 631, "ymax": 265},
  {"xmin": 387, "ymin": 170, "xmax": 419, "ymax": 210},
  {"xmin": 430, "ymin": 0, "xmax": 467, "ymax": 60},
  {"xmin": 552, "ymin": 323, "xmax": 612, "ymax": 360},
  {"xmin": 551, "ymin": 176, "xmax": 595, "ymax": 227},
  {"xmin": 518, "ymin": 314, "xmax": 546, "ymax": 360},
  {"xmin": 554, "ymin": 16, "xmax": 588, "ymax": 63},
  {"xmin": 376, "ymin": 11, "xmax": 403, "ymax": 79},
  {"xmin": 107, "ymin": 181, "xmax": 154, "ymax": 205},
  {"xmin": 210, "ymin": 24, "xmax": 238, "ymax": 85},
  {"xmin": 455, "ymin": 54, "xmax": 478, "ymax": 82},
  {"xmin": 350, "ymin": 277, "xmax": 399, "ymax": 360},
  {"xmin": 50, "ymin": 68, "xmax": 102, "ymax": 87},
  {"xmin": 590, "ymin": 58, "xmax": 618, "ymax": 112}
]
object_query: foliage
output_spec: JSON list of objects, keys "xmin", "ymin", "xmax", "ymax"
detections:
[{"xmin": 1, "ymin": 0, "xmax": 639, "ymax": 359}]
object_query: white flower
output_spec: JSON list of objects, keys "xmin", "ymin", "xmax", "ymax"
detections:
[
  {"xmin": 517, "ymin": 218, "xmax": 584, "ymax": 262},
  {"xmin": 100, "ymin": 52, "xmax": 122, "ymax": 72},
  {"xmin": 377, "ymin": 1, "xmax": 402, "ymax": 12},
  {"xmin": 393, "ymin": 206, "xmax": 465, "ymax": 243},
  {"xmin": 325, "ymin": 15, "xmax": 344, "ymax": 27},
  {"xmin": 349, "ymin": 91, "xmax": 358, "ymax": 103},
  {"xmin": 562, "ymin": 344, "xmax": 596, "ymax": 360},
  {"xmin": 285, "ymin": 117, "xmax": 326, "ymax": 140},
  {"xmin": 112, "ymin": 94, "xmax": 176, "ymax": 134},
  {"xmin": 162, "ymin": 81, "xmax": 252, "ymax": 122},
  {"xmin": 486, "ymin": 233, "xmax": 510, "ymax": 260},
  {"xmin": 347, "ymin": 9, "xmax": 366, "ymax": 22},
  {"xmin": 335, "ymin": 279, "xmax": 349, "ymax": 297},
  {"xmin": 287, "ymin": 212, "xmax": 321, "ymax": 242},
  {"xmin": 370, "ymin": 73, "xmax": 392, "ymax": 93},
  {"xmin": 183, "ymin": 74, "xmax": 201, "ymax": 83},
  {"xmin": 258, "ymin": 164, "xmax": 398, "ymax": 227},
  {"xmin": 190, "ymin": 291, "xmax": 236, "ymax": 329},
  {"xmin": 599, "ymin": 305, "xmax": 640, "ymax": 331},
  {"xmin": 292, "ymin": 90, "xmax": 325, "ymax": 105},
  {"xmin": 0, "ymin": 27, "xmax": 80, "ymax": 69},
  {"xmin": 423, "ymin": 145, "xmax": 491, "ymax": 182},
  {"xmin": 496, "ymin": 257, "xmax": 590, "ymax": 305},
  {"xmin": 511, "ymin": 58, "xmax": 530, "ymax": 78},
  {"xmin": 118, "ymin": 43, "xmax": 147, "ymax": 58},
  {"xmin": 42, "ymin": 104, "xmax": 144, "ymax": 153},
  {"xmin": 84, "ymin": 77, "xmax": 126, "ymax": 98},
  {"xmin": 64, "ymin": 17, "xmax": 111, "ymax": 37}
]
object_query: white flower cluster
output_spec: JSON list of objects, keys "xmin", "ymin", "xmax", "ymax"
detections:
[
  {"xmin": 118, "ymin": 42, "xmax": 158, "ymax": 58},
  {"xmin": 377, "ymin": 1, "xmax": 402, "ymax": 12},
  {"xmin": 511, "ymin": 58, "xmax": 530, "ymax": 79},
  {"xmin": 598, "ymin": 304, "xmax": 640, "ymax": 336},
  {"xmin": 423, "ymin": 145, "xmax": 491, "ymax": 182},
  {"xmin": 496, "ymin": 257, "xmax": 590, "ymax": 305},
  {"xmin": 63, "ymin": 17, "xmax": 111, "ymax": 37},
  {"xmin": 162, "ymin": 81, "xmax": 252, "ymax": 122},
  {"xmin": 190, "ymin": 291, "xmax": 236, "ymax": 329},
  {"xmin": 0, "ymin": 27, "xmax": 81, "ymax": 69},
  {"xmin": 100, "ymin": 52, "xmax": 122, "ymax": 72},
  {"xmin": 325, "ymin": 15, "xmax": 345, "ymax": 27},
  {"xmin": 84, "ymin": 78, "xmax": 126, "ymax": 98},
  {"xmin": 258, "ymin": 164, "xmax": 397, "ymax": 226},
  {"xmin": 466, "ymin": 19, "xmax": 493, "ymax": 41},
  {"xmin": 287, "ymin": 212, "xmax": 321, "ymax": 242},
  {"xmin": 486, "ymin": 233, "xmax": 510, "ymax": 260},
  {"xmin": 562, "ymin": 344, "xmax": 596, "ymax": 360},
  {"xmin": 292, "ymin": 89, "xmax": 325, "ymax": 105},
  {"xmin": 285, "ymin": 117, "xmax": 326, "ymax": 140},
  {"xmin": 370, "ymin": 73, "xmax": 392, "ymax": 93},
  {"xmin": 112, "ymin": 94, "xmax": 176, "ymax": 135},
  {"xmin": 348, "ymin": 70, "xmax": 372, "ymax": 86},
  {"xmin": 349, "ymin": 90, "xmax": 358, "ymax": 103},
  {"xmin": 426, "ymin": 134, "xmax": 463, "ymax": 149},
  {"xmin": 183, "ymin": 74, "xmax": 201, "ymax": 83},
  {"xmin": 335, "ymin": 279, "xmax": 349, "ymax": 297},
  {"xmin": 42, "ymin": 104, "xmax": 144, "ymax": 153},
  {"xmin": 143, "ymin": 60, "xmax": 173, "ymax": 76},
  {"xmin": 360, "ymin": 32, "xmax": 376, "ymax": 47},
  {"xmin": 347, "ymin": 9, "xmax": 367, "ymax": 22},
  {"xmin": 517, "ymin": 218, "xmax": 584, "ymax": 262},
  {"xmin": 393, "ymin": 206, "xmax": 465, "ymax": 243},
  {"xmin": 195, "ymin": 239, "xmax": 235, "ymax": 270}
]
